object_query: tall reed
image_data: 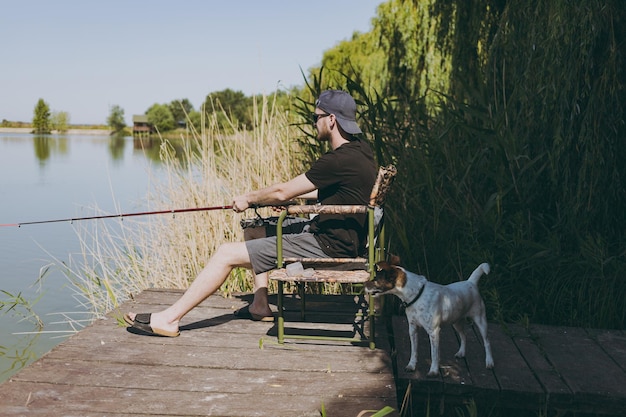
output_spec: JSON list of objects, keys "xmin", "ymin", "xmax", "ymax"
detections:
[
  {"xmin": 64, "ymin": 94, "xmax": 305, "ymax": 318},
  {"xmin": 323, "ymin": 0, "xmax": 626, "ymax": 330}
]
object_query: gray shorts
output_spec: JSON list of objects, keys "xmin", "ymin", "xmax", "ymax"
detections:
[{"xmin": 244, "ymin": 217, "xmax": 328, "ymax": 274}]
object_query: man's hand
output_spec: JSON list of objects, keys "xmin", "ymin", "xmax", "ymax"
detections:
[
  {"xmin": 231, "ymin": 174, "xmax": 316, "ymax": 213},
  {"xmin": 232, "ymin": 195, "xmax": 250, "ymax": 213}
]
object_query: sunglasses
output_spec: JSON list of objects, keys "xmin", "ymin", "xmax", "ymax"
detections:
[{"xmin": 312, "ymin": 112, "xmax": 331, "ymax": 123}]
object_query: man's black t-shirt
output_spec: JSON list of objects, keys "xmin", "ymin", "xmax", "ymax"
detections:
[{"xmin": 304, "ymin": 139, "xmax": 377, "ymax": 257}]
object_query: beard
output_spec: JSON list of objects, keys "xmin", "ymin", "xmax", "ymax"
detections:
[{"xmin": 316, "ymin": 128, "xmax": 331, "ymax": 142}]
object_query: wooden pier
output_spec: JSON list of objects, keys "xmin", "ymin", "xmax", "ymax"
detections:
[
  {"xmin": 0, "ymin": 289, "xmax": 625, "ymax": 416},
  {"xmin": 0, "ymin": 289, "xmax": 397, "ymax": 417}
]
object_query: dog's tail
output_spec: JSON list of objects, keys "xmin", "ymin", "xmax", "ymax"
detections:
[{"xmin": 468, "ymin": 263, "xmax": 490, "ymax": 284}]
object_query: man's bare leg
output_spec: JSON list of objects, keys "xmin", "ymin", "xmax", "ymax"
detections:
[
  {"xmin": 246, "ymin": 272, "xmax": 272, "ymax": 317},
  {"xmin": 127, "ymin": 240, "xmax": 269, "ymax": 333},
  {"xmin": 241, "ymin": 224, "xmax": 272, "ymax": 318}
]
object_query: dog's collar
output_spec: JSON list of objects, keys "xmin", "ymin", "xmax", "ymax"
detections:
[{"xmin": 402, "ymin": 284, "xmax": 425, "ymax": 309}]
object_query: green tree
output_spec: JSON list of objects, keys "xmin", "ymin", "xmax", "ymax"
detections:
[
  {"xmin": 168, "ymin": 98, "xmax": 194, "ymax": 126},
  {"xmin": 204, "ymin": 89, "xmax": 253, "ymax": 130},
  {"xmin": 314, "ymin": 30, "xmax": 386, "ymax": 96},
  {"xmin": 146, "ymin": 103, "xmax": 175, "ymax": 132},
  {"xmin": 32, "ymin": 98, "xmax": 51, "ymax": 134},
  {"xmin": 107, "ymin": 105, "xmax": 127, "ymax": 134},
  {"xmin": 186, "ymin": 110, "xmax": 201, "ymax": 131},
  {"xmin": 51, "ymin": 111, "xmax": 70, "ymax": 133}
]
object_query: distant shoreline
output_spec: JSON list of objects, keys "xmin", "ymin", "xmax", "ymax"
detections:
[{"xmin": 0, "ymin": 127, "xmax": 111, "ymax": 135}]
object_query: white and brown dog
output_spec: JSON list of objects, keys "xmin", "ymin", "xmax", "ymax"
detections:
[{"xmin": 365, "ymin": 258, "xmax": 494, "ymax": 376}]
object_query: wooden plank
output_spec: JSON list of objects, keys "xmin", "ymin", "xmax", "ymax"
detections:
[
  {"xmin": 437, "ymin": 325, "xmax": 474, "ymax": 396},
  {"xmin": 530, "ymin": 324, "xmax": 626, "ymax": 415},
  {"xmin": 64, "ymin": 321, "xmax": 369, "ymax": 354},
  {"xmin": 392, "ymin": 315, "xmax": 442, "ymax": 385},
  {"xmin": 0, "ymin": 381, "xmax": 395, "ymax": 417},
  {"xmin": 270, "ymin": 269, "xmax": 369, "ymax": 283},
  {"xmin": 482, "ymin": 324, "xmax": 545, "ymax": 410},
  {"xmin": 123, "ymin": 289, "xmax": 258, "ymax": 313},
  {"xmin": 456, "ymin": 322, "xmax": 500, "ymax": 403},
  {"xmin": 11, "ymin": 358, "xmax": 395, "ymax": 399},
  {"xmin": 41, "ymin": 339, "xmax": 392, "ymax": 375},
  {"xmin": 39, "ymin": 323, "xmax": 393, "ymax": 375},
  {"xmin": 506, "ymin": 324, "xmax": 572, "ymax": 411},
  {"xmin": 586, "ymin": 328, "xmax": 626, "ymax": 372}
]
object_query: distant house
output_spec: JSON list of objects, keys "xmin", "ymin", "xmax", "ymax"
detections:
[{"xmin": 132, "ymin": 115, "xmax": 154, "ymax": 136}]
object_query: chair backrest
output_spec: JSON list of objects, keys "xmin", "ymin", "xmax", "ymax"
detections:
[
  {"xmin": 367, "ymin": 165, "xmax": 396, "ymax": 254},
  {"xmin": 369, "ymin": 165, "xmax": 397, "ymax": 208}
]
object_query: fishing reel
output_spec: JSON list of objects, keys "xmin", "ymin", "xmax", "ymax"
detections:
[
  {"xmin": 240, "ymin": 216, "xmax": 266, "ymax": 229},
  {"xmin": 239, "ymin": 202, "xmax": 297, "ymax": 230},
  {"xmin": 240, "ymin": 205, "xmax": 266, "ymax": 229}
]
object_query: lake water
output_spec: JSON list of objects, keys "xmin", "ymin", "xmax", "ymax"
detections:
[{"xmin": 0, "ymin": 132, "xmax": 163, "ymax": 382}]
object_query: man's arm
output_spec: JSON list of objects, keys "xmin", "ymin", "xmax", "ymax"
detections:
[
  {"xmin": 296, "ymin": 190, "xmax": 318, "ymax": 201},
  {"xmin": 232, "ymin": 174, "xmax": 316, "ymax": 212}
]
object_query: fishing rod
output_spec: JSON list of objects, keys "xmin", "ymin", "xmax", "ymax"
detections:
[{"xmin": 0, "ymin": 205, "xmax": 234, "ymax": 228}]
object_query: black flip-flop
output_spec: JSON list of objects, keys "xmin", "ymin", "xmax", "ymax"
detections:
[
  {"xmin": 233, "ymin": 305, "xmax": 274, "ymax": 322},
  {"xmin": 128, "ymin": 313, "xmax": 180, "ymax": 337}
]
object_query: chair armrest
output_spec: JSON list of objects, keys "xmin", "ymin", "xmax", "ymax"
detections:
[{"xmin": 286, "ymin": 204, "xmax": 368, "ymax": 215}]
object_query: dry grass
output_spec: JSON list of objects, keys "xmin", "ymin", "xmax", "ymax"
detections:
[{"xmin": 64, "ymin": 94, "xmax": 305, "ymax": 318}]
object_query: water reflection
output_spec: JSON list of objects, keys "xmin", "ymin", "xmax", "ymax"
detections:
[
  {"xmin": 33, "ymin": 135, "xmax": 69, "ymax": 165},
  {"xmin": 28, "ymin": 134, "xmax": 197, "ymax": 167},
  {"xmin": 133, "ymin": 136, "xmax": 199, "ymax": 164},
  {"xmin": 33, "ymin": 134, "xmax": 126, "ymax": 166},
  {"xmin": 133, "ymin": 137, "xmax": 161, "ymax": 162},
  {"xmin": 108, "ymin": 134, "xmax": 126, "ymax": 161}
]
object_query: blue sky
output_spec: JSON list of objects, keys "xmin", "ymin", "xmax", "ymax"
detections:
[{"xmin": 1, "ymin": 1, "xmax": 382, "ymax": 125}]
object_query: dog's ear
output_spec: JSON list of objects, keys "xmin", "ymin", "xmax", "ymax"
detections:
[
  {"xmin": 387, "ymin": 254, "xmax": 401, "ymax": 266},
  {"xmin": 375, "ymin": 260, "xmax": 405, "ymax": 289},
  {"xmin": 376, "ymin": 261, "xmax": 389, "ymax": 271}
]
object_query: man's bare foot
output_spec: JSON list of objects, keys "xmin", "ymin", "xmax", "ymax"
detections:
[{"xmin": 233, "ymin": 305, "xmax": 274, "ymax": 322}]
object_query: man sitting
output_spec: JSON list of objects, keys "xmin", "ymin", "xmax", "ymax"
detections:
[{"xmin": 125, "ymin": 90, "xmax": 377, "ymax": 336}]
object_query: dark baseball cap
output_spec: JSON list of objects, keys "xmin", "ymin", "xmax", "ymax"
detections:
[{"xmin": 315, "ymin": 90, "xmax": 362, "ymax": 135}]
